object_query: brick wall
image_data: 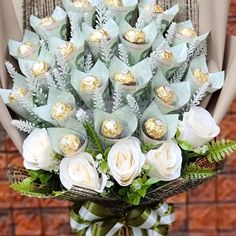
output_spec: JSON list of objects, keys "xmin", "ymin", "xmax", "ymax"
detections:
[{"xmin": 0, "ymin": 1, "xmax": 236, "ymax": 235}]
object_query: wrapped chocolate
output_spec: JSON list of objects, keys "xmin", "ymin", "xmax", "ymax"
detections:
[
  {"xmin": 30, "ymin": 7, "xmax": 68, "ymax": 40},
  {"xmin": 185, "ymin": 54, "xmax": 224, "ymax": 94},
  {"xmin": 33, "ymin": 88, "xmax": 76, "ymax": 126},
  {"xmin": 71, "ymin": 60, "xmax": 109, "ymax": 108},
  {"xmin": 109, "ymin": 56, "xmax": 152, "ymax": 97},
  {"xmin": 139, "ymin": 2, "xmax": 179, "ymax": 33},
  {"xmin": 94, "ymin": 106, "xmax": 138, "ymax": 145},
  {"xmin": 8, "ymin": 30, "xmax": 40, "ymax": 60},
  {"xmin": 140, "ymin": 101, "xmax": 179, "ymax": 145},
  {"xmin": 105, "ymin": 0, "xmax": 138, "ymax": 24},
  {"xmin": 152, "ymin": 71, "xmax": 191, "ymax": 114},
  {"xmin": 63, "ymin": 0, "xmax": 97, "ymax": 26},
  {"xmin": 120, "ymin": 19, "xmax": 158, "ymax": 65},
  {"xmin": 173, "ymin": 20, "xmax": 209, "ymax": 46},
  {"xmin": 48, "ymin": 30, "xmax": 85, "ymax": 70},
  {"xmin": 48, "ymin": 123, "xmax": 87, "ymax": 156},
  {"xmin": 152, "ymin": 34, "xmax": 188, "ymax": 78},
  {"xmin": 82, "ymin": 18, "xmax": 119, "ymax": 60}
]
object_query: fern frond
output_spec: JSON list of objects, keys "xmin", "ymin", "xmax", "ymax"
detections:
[
  {"xmin": 118, "ymin": 44, "xmax": 130, "ymax": 66},
  {"xmin": 170, "ymin": 61, "xmax": 189, "ymax": 83},
  {"xmin": 182, "ymin": 163, "xmax": 217, "ymax": 180},
  {"xmin": 206, "ymin": 140, "xmax": 236, "ymax": 163},
  {"xmin": 84, "ymin": 52, "xmax": 93, "ymax": 73},
  {"xmin": 11, "ymin": 119, "xmax": 35, "ymax": 133},
  {"xmin": 100, "ymin": 39, "xmax": 113, "ymax": 67},
  {"xmin": 76, "ymin": 108, "xmax": 90, "ymax": 124},
  {"xmin": 84, "ymin": 122, "xmax": 104, "ymax": 154},
  {"xmin": 112, "ymin": 84, "xmax": 124, "ymax": 112},
  {"xmin": 187, "ymin": 38, "xmax": 205, "ymax": 61},
  {"xmin": 126, "ymin": 94, "xmax": 141, "ymax": 119},
  {"xmin": 165, "ymin": 22, "xmax": 177, "ymax": 46},
  {"xmin": 5, "ymin": 61, "xmax": 17, "ymax": 81},
  {"xmin": 52, "ymin": 69, "xmax": 67, "ymax": 91},
  {"xmin": 68, "ymin": 12, "xmax": 82, "ymax": 38},
  {"xmin": 45, "ymin": 73, "xmax": 57, "ymax": 88},
  {"xmin": 93, "ymin": 90, "xmax": 105, "ymax": 111},
  {"xmin": 95, "ymin": 3, "xmax": 107, "ymax": 28}
]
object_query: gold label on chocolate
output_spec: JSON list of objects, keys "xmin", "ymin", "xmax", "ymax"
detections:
[
  {"xmin": 31, "ymin": 61, "xmax": 50, "ymax": 77},
  {"xmin": 193, "ymin": 68, "xmax": 209, "ymax": 84},
  {"xmin": 124, "ymin": 28, "xmax": 146, "ymax": 44},
  {"xmin": 89, "ymin": 29, "xmax": 110, "ymax": 43},
  {"xmin": 159, "ymin": 50, "xmax": 174, "ymax": 64},
  {"xmin": 178, "ymin": 27, "xmax": 197, "ymax": 39},
  {"xmin": 80, "ymin": 76, "xmax": 102, "ymax": 92},
  {"xmin": 51, "ymin": 102, "xmax": 74, "ymax": 121},
  {"xmin": 144, "ymin": 118, "xmax": 167, "ymax": 140},
  {"xmin": 105, "ymin": 0, "xmax": 123, "ymax": 7},
  {"xmin": 73, "ymin": 0, "xmax": 91, "ymax": 7},
  {"xmin": 153, "ymin": 4, "xmax": 164, "ymax": 13},
  {"xmin": 60, "ymin": 134, "xmax": 81, "ymax": 156},
  {"xmin": 114, "ymin": 70, "xmax": 136, "ymax": 86},
  {"xmin": 101, "ymin": 119, "xmax": 123, "ymax": 139},
  {"xmin": 40, "ymin": 16, "xmax": 56, "ymax": 27},
  {"xmin": 59, "ymin": 42, "xmax": 75, "ymax": 58},
  {"xmin": 154, "ymin": 85, "xmax": 176, "ymax": 105},
  {"xmin": 18, "ymin": 42, "xmax": 35, "ymax": 57},
  {"xmin": 8, "ymin": 88, "xmax": 28, "ymax": 103}
]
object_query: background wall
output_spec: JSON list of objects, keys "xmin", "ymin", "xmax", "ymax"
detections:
[{"xmin": 0, "ymin": 1, "xmax": 236, "ymax": 235}]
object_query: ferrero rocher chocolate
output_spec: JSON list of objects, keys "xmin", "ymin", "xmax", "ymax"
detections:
[
  {"xmin": 8, "ymin": 88, "xmax": 28, "ymax": 103},
  {"xmin": 105, "ymin": 0, "xmax": 123, "ymax": 7},
  {"xmin": 124, "ymin": 28, "xmax": 146, "ymax": 44},
  {"xmin": 31, "ymin": 61, "xmax": 50, "ymax": 77},
  {"xmin": 59, "ymin": 42, "xmax": 75, "ymax": 57},
  {"xmin": 40, "ymin": 16, "xmax": 56, "ymax": 27},
  {"xmin": 80, "ymin": 76, "xmax": 102, "ymax": 92},
  {"xmin": 73, "ymin": 0, "xmax": 91, "ymax": 7},
  {"xmin": 159, "ymin": 50, "xmax": 174, "ymax": 63},
  {"xmin": 60, "ymin": 134, "xmax": 81, "ymax": 156},
  {"xmin": 193, "ymin": 68, "xmax": 209, "ymax": 84},
  {"xmin": 178, "ymin": 27, "xmax": 197, "ymax": 39},
  {"xmin": 114, "ymin": 70, "xmax": 136, "ymax": 86},
  {"xmin": 153, "ymin": 4, "xmax": 164, "ymax": 13},
  {"xmin": 101, "ymin": 119, "xmax": 123, "ymax": 139},
  {"xmin": 18, "ymin": 42, "xmax": 35, "ymax": 57},
  {"xmin": 89, "ymin": 29, "xmax": 110, "ymax": 43},
  {"xmin": 144, "ymin": 118, "xmax": 167, "ymax": 140},
  {"xmin": 154, "ymin": 86, "xmax": 176, "ymax": 105},
  {"xmin": 51, "ymin": 102, "xmax": 74, "ymax": 121}
]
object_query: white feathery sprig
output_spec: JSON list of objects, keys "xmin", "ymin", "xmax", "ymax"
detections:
[
  {"xmin": 68, "ymin": 12, "xmax": 82, "ymax": 38},
  {"xmin": 93, "ymin": 90, "xmax": 105, "ymax": 111},
  {"xmin": 118, "ymin": 44, "xmax": 130, "ymax": 66},
  {"xmin": 84, "ymin": 52, "xmax": 94, "ymax": 73},
  {"xmin": 170, "ymin": 61, "xmax": 189, "ymax": 83},
  {"xmin": 76, "ymin": 108, "xmax": 90, "ymax": 124},
  {"xmin": 112, "ymin": 84, "xmax": 124, "ymax": 112},
  {"xmin": 95, "ymin": 3, "xmax": 108, "ymax": 28},
  {"xmin": 45, "ymin": 73, "xmax": 57, "ymax": 88},
  {"xmin": 187, "ymin": 38, "xmax": 204, "ymax": 61},
  {"xmin": 100, "ymin": 39, "xmax": 113, "ymax": 68},
  {"xmin": 165, "ymin": 22, "xmax": 177, "ymax": 46},
  {"xmin": 5, "ymin": 61, "xmax": 17, "ymax": 81},
  {"xmin": 11, "ymin": 119, "xmax": 35, "ymax": 133},
  {"xmin": 126, "ymin": 94, "xmax": 141, "ymax": 119},
  {"xmin": 52, "ymin": 68, "xmax": 67, "ymax": 91}
]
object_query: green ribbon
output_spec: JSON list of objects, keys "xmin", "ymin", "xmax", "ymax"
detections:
[{"xmin": 70, "ymin": 201, "xmax": 175, "ymax": 236}]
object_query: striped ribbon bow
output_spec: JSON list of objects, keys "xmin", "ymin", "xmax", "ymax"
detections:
[{"xmin": 70, "ymin": 201, "xmax": 175, "ymax": 236}]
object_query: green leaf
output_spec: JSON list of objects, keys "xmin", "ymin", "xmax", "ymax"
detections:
[
  {"xmin": 178, "ymin": 140, "xmax": 193, "ymax": 151},
  {"xmin": 100, "ymin": 160, "xmax": 108, "ymax": 173},
  {"xmin": 206, "ymin": 139, "xmax": 236, "ymax": 163},
  {"xmin": 141, "ymin": 143, "xmax": 159, "ymax": 153},
  {"xmin": 39, "ymin": 172, "xmax": 52, "ymax": 184},
  {"xmin": 103, "ymin": 146, "xmax": 111, "ymax": 159},
  {"xmin": 137, "ymin": 187, "xmax": 147, "ymax": 197},
  {"xmin": 118, "ymin": 188, "xmax": 128, "ymax": 196},
  {"xmin": 84, "ymin": 122, "xmax": 104, "ymax": 154},
  {"xmin": 144, "ymin": 177, "xmax": 159, "ymax": 186}
]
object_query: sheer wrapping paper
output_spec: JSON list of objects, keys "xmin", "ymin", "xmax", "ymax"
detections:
[{"xmin": 0, "ymin": 0, "xmax": 235, "ymax": 154}]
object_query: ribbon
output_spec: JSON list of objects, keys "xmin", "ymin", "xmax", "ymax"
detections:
[{"xmin": 70, "ymin": 201, "xmax": 175, "ymax": 236}]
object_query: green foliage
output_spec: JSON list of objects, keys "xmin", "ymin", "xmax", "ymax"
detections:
[
  {"xmin": 84, "ymin": 122, "xmax": 104, "ymax": 154},
  {"xmin": 206, "ymin": 140, "xmax": 236, "ymax": 163},
  {"xmin": 118, "ymin": 176, "xmax": 159, "ymax": 205},
  {"xmin": 28, "ymin": 170, "xmax": 53, "ymax": 184},
  {"xmin": 182, "ymin": 163, "xmax": 217, "ymax": 180},
  {"xmin": 141, "ymin": 143, "xmax": 159, "ymax": 153}
]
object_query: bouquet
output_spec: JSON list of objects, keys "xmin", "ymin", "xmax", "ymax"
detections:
[{"xmin": 1, "ymin": 0, "xmax": 236, "ymax": 235}]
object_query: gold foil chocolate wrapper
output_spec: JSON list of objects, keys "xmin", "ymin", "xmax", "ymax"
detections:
[
  {"xmin": 144, "ymin": 118, "xmax": 167, "ymax": 140},
  {"xmin": 73, "ymin": 0, "xmax": 91, "ymax": 7},
  {"xmin": 60, "ymin": 134, "xmax": 81, "ymax": 156},
  {"xmin": 124, "ymin": 28, "xmax": 146, "ymax": 44},
  {"xmin": 31, "ymin": 61, "xmax": 50, "ymax": 77},
  {"xmin": 8, "ymin": 88, "xmax": 28, "ymax": 103},
  {"xmin": 40, "ymin": 16, "xmax": 57, "ymax": 28},
  {"xmin": 178, "ymin": 27, "xmax": 197, "ymax": 39},
  {"xmin": 59, "ymin": 42, "xmax": 75, "ymax": 58},
  {"xmin": 18, "ymin": 42, "xmax": 35, "ymax": 57},
  {"xmin": 114, "ymin": 70, "xmax": 136, "ymax": 86},
  {"xmin": 80, "ymin": 76, "xmax": 102, "ymax": 92},
  {"xmin": 193, "ymin": 68, "xmax": 209, "ymax": 84},
  {"xmin": 101, "ymin": 119, "xmax": 123, "ymax": 139},
  {"xmin": 154, "ymin": 4, "xmax": 164, "ymax": 13},
  {"xmin": 89, "ymin": 29, "xmax": 110, "ymax": 43},
  {"xmin": 51, "ymin": 102, "xmax": 74, "ymax": 121},
  {"xmin": 105, "ymin": 0, "xmax": 123, "ymax": 7},
  {"xmin": 159, "ymin": 50, "xmax": 174, "ymax": 64},
  {"xmin": 154, "ymin": 85, "xmax": 176, "ymax": 105}
]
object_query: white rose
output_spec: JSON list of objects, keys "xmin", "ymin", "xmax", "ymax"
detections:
[
  {"xmin": 59, "ymin": 152, "xmax": 107, "ymax": 192},
  {"xmin": 23, "ymin": 128, "xmax": 54, "ymax": 171},
  {"xmin": 146, "ymin": 140, "xmax": 182, "ymax": 181},
  {"xmin": 107, "ymin": 137, "xmax": 145, "ymax": 186},
  {"xmin": 178, "ymin": 107, "xmax": 220, "ymax": 148}
]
